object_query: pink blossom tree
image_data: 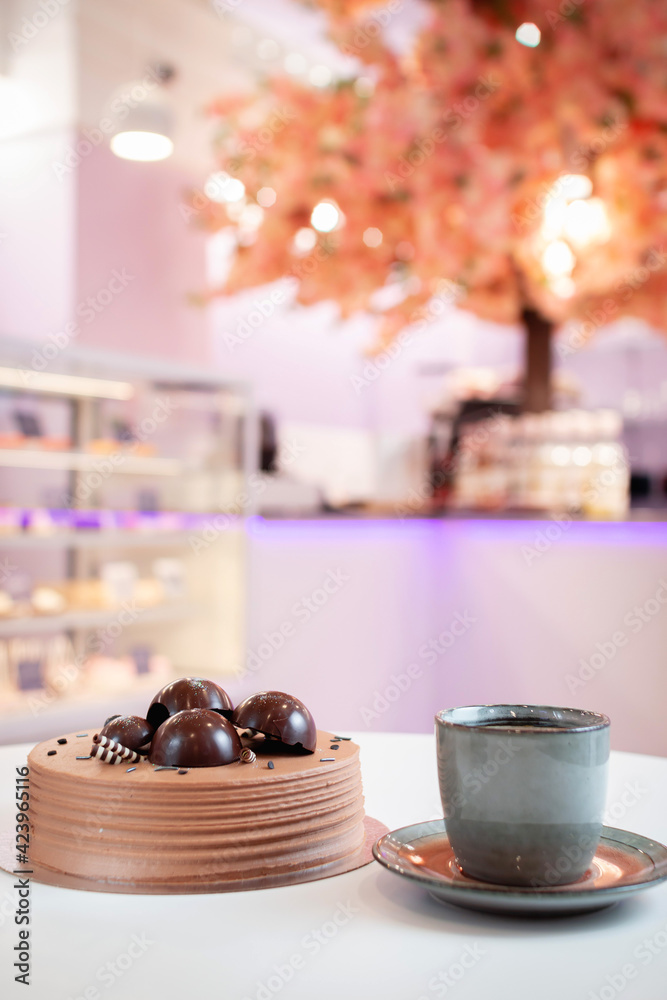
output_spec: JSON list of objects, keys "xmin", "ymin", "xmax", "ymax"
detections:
[{"xmin": 198, "ymin": 0, "xmax": 667, "ymax": 408}]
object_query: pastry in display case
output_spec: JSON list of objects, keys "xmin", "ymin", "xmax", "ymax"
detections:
[{"xmin": 450, "ymin": 409, "xmax": 630, "ymax": 518}]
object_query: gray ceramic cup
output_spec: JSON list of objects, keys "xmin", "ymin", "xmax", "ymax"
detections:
[{"xmin": 435, "ymin": 705, "xmax": 610, "ymax": 887}]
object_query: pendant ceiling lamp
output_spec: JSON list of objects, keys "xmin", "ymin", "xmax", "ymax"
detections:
[{"xmin": 109, "ymin": 63, "xmax": 175, "ymax": 162}]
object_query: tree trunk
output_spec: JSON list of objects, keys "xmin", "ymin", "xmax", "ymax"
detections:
[{"xmin": 522, "ymin": 307, "xmax": 553, "ymax": 413}]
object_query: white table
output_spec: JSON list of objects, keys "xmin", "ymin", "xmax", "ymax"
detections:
[{"xmin": 1, "ymin": 733, "xmax": 666, "ymax": 1000}]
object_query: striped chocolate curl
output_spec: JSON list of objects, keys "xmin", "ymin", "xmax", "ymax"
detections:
[
  {"xmin": 240, "ymin": 748, "xmax": 256, "ymax": 763},
  {"xmin": 91, "ymin": 744, "xmax": 124, "ymax": 765},
  {"xmin": 92, "ymin": 734, "xmax": 141, "ymax": 763}
]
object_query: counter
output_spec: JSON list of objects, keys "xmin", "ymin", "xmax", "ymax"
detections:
[
  {"xmin": 2, "ymin": 516, "xmax": 665, "ymax": 758},
  {"xmin": 243, "ymin": 517, "xmax": 667, "ymax": 757}
]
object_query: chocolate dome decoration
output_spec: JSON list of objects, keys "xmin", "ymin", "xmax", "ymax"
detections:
[
  {"xmin": 99, "ymin": 715, "xmax": 153, "ymax": 753},
  {"xmin": 232, "ymin": 691, "xmax": 317, "ymax": 753},
  {"xmin": 150, "ymin": 709, "xmax": 242, "ymax": 767},
  {"xmin": 147, "ymin": 677, "xmax": 233, "ymax": 729}
]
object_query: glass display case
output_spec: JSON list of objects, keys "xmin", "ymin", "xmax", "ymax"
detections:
[{"xmin": 0, "ymin": 337, "xmax": 255, "ymax": 733}]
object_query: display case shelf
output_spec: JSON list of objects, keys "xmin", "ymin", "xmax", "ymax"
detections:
[
  {"xmin": 0, "ymin": 448, "xmax": 183, "ymax": 475},
  {"xmin": 0, "ymin": 601, "xmax": 199, "ymax": 637},
  {"xmin": 0, "ymin": 530, "xmax": 200, "ymax": 550}
]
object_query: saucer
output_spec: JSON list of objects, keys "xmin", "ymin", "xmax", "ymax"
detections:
[{"xmin": 373, "ymin": 821, "xmax": 667, "ymax": 916}]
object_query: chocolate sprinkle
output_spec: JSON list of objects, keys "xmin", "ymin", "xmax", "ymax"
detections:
[
  {"xmin": 154, "ymin": 765, "xmax": 179, "ymax": 771},
  {"xmin": 178, "ymin": 769, "xmax": 188, "ymax": 775},
  {"xmin": 332, "ymin": 736, "xmax": 351, "ymax": 740},
  {"xmin": 320, "ymin": 758, "xmax": 335, "ymax": 761},
  {"xmin": 76, "ymin": 733, "xmax": 88, "ymax": 738},
  {"xmin": 330, "ymin": 744, "xmax": 340, "ymax": 750},
  {"xmin": 126, "ymin": 766, "xmax": 136, "ymax": 773},
  {"xmin": 57, "ymin": 738, "xmax": 67, "ymax": 745},
  {"xmin": 267, "ymin": 760, "xmax": 275, "ymax": 769},
  {"xmin": 76, "ymin": 755, "xmax": 91, "ymax": 760},
  {"xmin": 47, "ymin": 750, "xmax": 56, "ymax": 756}
]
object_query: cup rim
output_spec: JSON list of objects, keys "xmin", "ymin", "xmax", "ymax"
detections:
[{"xmin": 435, "ymin": 704, "xmax": 610, "ymax": 734}]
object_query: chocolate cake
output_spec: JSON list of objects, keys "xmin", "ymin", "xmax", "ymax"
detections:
[{"xmin": 26, "ymin": 681, "xmax": 369, "ymax": 892}]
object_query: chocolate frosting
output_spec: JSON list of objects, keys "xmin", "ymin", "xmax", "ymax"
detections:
[
  {"xmin": 232, "ymin": 691, "xmax": 317, "ymax": 753},
  {"xmin": 150, "ymin": 709, "xmax": 242, "ymax": 767},
  {"xmin": 147, "ymin": 677, "xmax": 233, "ymax": 729},
  {"xmin": 27, "ymin": 729, "xmax": 365, "ymax": 888}
]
